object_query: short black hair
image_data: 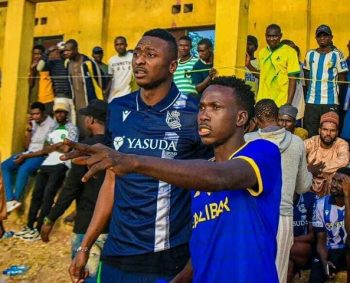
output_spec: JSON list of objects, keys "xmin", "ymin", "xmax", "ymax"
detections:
[
  {"xmin": 255, "ymin": 99, "xmax": 278, "ymax": 122},
  {"xmin": 33, "ymin": 44, "xmax": 45, "ymax": 53},
  {"xmin": 143, "ymin": 29, "xmax": 178, "ymax": 60},
  {"xmin": 65, "ymin": 39, "xmax": 78, "ymax": 49},
  {"xmin": 179, "ymin": 35, "xmax": 192, "ymax": 43},
  {"xmin": 266, "ymin": 24, "xmax": 282, "ymax": 34},
  {"xmin": 209, "ymin": 76, "xmax": 255, "ymax": 122},
  {"xmin": 30, "ymin": 101, "xmax": 45, "ymax": 112},
  {"xmin": 336, "ymin": 167, "xmax": 350, "ymax": 177},
  {"xmin": 115, "ymin": 36, "xmax": 127, "ymax": 43},
  {"xmin": 198, "ymin": 38, "xmax": 213, "ymax": 49}
]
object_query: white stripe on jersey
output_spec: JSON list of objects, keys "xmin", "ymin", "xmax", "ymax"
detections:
[
  {"xmin": 154, "ymin": 132, "xmax": 179, "ymax": 252},
  {"xmin": 305, "ymin": 49, "xmax": 348, "ymax": 105}
]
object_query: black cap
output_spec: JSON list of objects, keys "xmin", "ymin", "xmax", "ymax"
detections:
[
  {"xmin": 316, "ymin": 25, "xmax": 332, "ymax": 36},
  {"xmin": 247, "ymin": 35, "xmax": 258, "ymax": 48},
  {"xmin": 92, "ymin": 46, "xmax": 103, "ymax": 54},
  {"xmin": 79, "ymin": 99, "xmax": 107, "ymax": 121}
]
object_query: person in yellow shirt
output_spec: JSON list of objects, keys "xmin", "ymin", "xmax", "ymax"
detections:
[{"xmin": 248, "ymin": 24, "xmax": 300, "ymax": 107}]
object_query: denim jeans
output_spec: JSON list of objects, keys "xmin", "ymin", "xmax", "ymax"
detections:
[
  {"xmin": 71, "ymin": 233, "xmax": 108, "ymax": 282},
  {"xmin": 1, "ymin": 154, "xmax": 45, "ymax": 201}
]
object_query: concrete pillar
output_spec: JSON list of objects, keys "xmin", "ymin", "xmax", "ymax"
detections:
[
  {"xmin": 77, "ymin": 0, "xmax": 105, "ymax": 55},
  {"xmin": 214, "ymin": 0, "xmax": 250, "ymax": 78},
  {"xmin": 0, "ymin": 0, "xmax": 36, "ymax": 158}
]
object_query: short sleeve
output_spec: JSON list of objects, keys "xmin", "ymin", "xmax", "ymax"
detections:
[
  {"xmin": 233, "ymin": 140, "xmax": 282, "ymax": 197},
  {"xmin": 191, "ymin": 61, "xmax": 204, "ymax": 86},
  {"xmin": 335, "ymin": 51, "xmax": 349, "ymax": 73},
  {"xmin": 303, "ymin": 51, "xmax": 311, "ymax": 71},
  {"xmin": 108, "ymin": 58, "xmax": 113, "ymax": 75},
  {"xmin": 287, "ymin": 48, "xmax": 301, "ymax": 75}
]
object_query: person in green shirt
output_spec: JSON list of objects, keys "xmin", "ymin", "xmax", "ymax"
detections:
[{"xmin": 191, "ymin": 38, "xmax": 217, "ymax": 95}]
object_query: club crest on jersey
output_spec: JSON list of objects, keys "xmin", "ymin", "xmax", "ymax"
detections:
[
  {"xmin": 166, "ymin": 110, "xmax": 181, "ymax": 129},
  {"xmin": 114, "ymin": 136, "xmax": 125, "ymax": 150}
]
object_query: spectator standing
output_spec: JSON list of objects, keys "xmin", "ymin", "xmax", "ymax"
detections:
[
  {"xmin": 106, "ymin": 36, "xmax": 133, "ymax": 103},
  {"xmin": 64, "ymin": 39, "xmax": 103, "ymax": 139},
  {"xmin": 245, "ymin": 35, "xmax": 259, "ymax": 95},
  {"xmin": 252, "ymin": 24, "xmax": 300, "ymax": 107},
  {"xmin": 1, "ymin": 102, "xmax": 56, "ymax": 212},
  {"xmin": 304, "ymin": 25, "xmax": 348, "ymax": 137},
  {"xmin": 191, "ymin": 38, "xmax": 217, "ymax": 95},
  {"xmin": 305, "ymin": 111, "xmax": 349, "ymax": 196},
  {"xmin": 173, "ymin": 36, "xmax": 198, "ymax": 97},
  {"xmin": 37, "ymin": 42, "xmax": 75, "ymax": 123},
  {"xmin": 29, "ymin": 45, "xmax": 55, "ymax": 115},
  {"xmin": 341, "ymin": 40, "xmax": 350, "ymax": 143}
]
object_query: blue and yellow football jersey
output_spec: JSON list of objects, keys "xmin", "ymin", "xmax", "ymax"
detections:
[{"xmin": 190, "ymin": 139, "xmax": 282, "ymax": 283}]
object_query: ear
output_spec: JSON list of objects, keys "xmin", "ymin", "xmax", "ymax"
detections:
[
  {"xmin": 236, "ymin": 110, "xmax": 249, "ymax": 127},
  {"xmin": 169, "ymin": 60, "xmax": 178, "ymax": 74}
]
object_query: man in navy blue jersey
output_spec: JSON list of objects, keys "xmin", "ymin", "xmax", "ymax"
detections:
[{"xmin": 66, "ymin": 29, "xmax": 210, "ymax": 283}]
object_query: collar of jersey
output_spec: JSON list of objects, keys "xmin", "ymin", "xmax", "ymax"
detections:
[{"xmin": 135, "ymin": 82, "xmax": 181, "ymax": 112}]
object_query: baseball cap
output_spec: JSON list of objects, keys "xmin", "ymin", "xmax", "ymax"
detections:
[
  {"xmin": 247, "ymin": 35, "xmax": 258, "ymax": 48},
  {"xmin": 316, "ymin": 25, "xmax": 332, "ymax": 36},
  {"xmin": 79, "ymin": 99, "xmax": 107, "ymax": 121},
  {"xmin": 92, "ymin": 46, "xmax": 104, "ymax": 54},
  {"xmin": 320, "ymin": 111, "xmax": 339, "ymax": 127},
  {"xmin": 53, "ymin": 102, "xmax": 70, "ymax": 113}
]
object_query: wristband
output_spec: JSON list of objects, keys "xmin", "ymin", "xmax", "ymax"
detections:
[{"xmin": 76, "ymin": 246, "xmax": 90, "ymax": 253}]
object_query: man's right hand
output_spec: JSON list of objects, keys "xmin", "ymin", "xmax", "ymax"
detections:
[
  {"xmin": 69, "ymin": 252, "xmax": 90, "ymax": 283},
  {"xmin": 307, "ymin": 159, "xmax": 325, "ymax": 177}
]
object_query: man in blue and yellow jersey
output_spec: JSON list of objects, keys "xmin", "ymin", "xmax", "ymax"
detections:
[
  {"xmin": 252, "ymin": 24, "xmax": 300, "ymax": 107},
  {"xmin": 64, "ymin": 76, "xmax": 282, "ymax": 283}
]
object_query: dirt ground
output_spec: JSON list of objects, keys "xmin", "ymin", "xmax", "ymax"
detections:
[
  {"xmin": 0, "ymin": 211, "xmax": 348, "ymax": 283},
  {"xmin": 0, "ymin": 212, "xmax": 73, "ymax": 283}
]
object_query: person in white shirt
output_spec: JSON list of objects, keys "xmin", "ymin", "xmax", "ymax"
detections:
[{"xmin": 106, "ymin": 36, "xmax": 134, "ymax": 102}]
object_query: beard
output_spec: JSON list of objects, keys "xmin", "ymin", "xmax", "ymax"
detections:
[{"xmin": 320, "ymin": 135, "xmax": 336, "ymax": 146}]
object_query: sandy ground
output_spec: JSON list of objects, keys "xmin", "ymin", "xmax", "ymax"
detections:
[
  {"xmin": 0, "ymin": 207, "xmax": 347, "ymax": 282},
  {"xmin": 0, "ymin": 211, "xmax": 73, "ymax": 283}
]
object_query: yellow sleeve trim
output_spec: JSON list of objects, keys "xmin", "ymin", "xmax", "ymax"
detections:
[{"xmin": 233, "ymin": 156, "xmax": 263, "ymax": 197}]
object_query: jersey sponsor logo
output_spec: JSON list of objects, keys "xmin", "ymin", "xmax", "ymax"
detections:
[
  {"xmin": 192, "ymin": 197, "xmax": 231, "ymax": 229},
  {"xmin": 293, "ymin": 220, "xmax": 309, "ymax": 227},
  {"xmin": 166, "ymin": 110, "xmax": 181, "ymax": 129},
  {"xmin": 113, "ymin": 136, "xmax": 178, "ymax": 152},
  {"xmin": 122, "ymin": 110, "xmax": 131, "ymax": 122}
]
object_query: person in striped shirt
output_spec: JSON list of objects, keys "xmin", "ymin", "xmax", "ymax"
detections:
[
  {"xmin": 304, "ymin": 25, "xmax": 349, "ymax": 137},
  {"xmin": 309, "ymin": 167, "xmax": 350, "ymax": 282},
  {"xmin": 173, "ymin": 36, "xmax": 198, "ymax": 97}
]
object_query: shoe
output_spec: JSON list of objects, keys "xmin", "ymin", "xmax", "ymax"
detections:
[
  {"xmin": 6, "ymin": 200, "xmax": 21, "ymax": 213},
  {"xmin": 21, "ymin": 229, "xmax": 40, "ymax": 241},
  {"xmin": 14, "ymin": 226, "xmax": 31, "ymax": 238}
]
